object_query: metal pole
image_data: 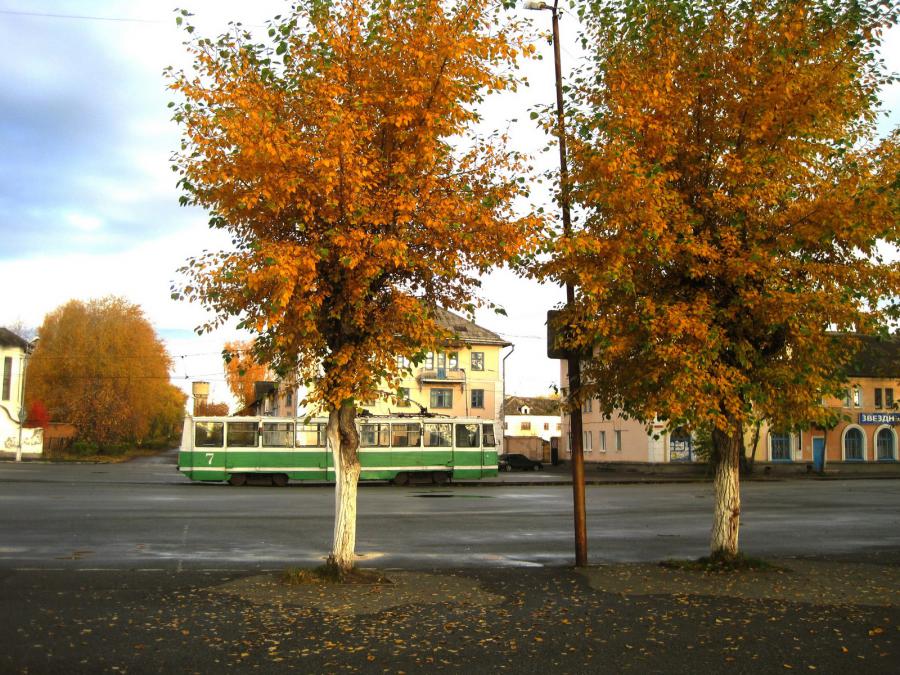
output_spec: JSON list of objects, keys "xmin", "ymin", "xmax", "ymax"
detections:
[{"xmin": 549, "ymin": 1, "xmax": 587, "ymax": 567}]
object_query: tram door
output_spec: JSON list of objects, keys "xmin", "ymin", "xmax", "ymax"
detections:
[{"xmin": 482, "ymin": 423, "xmax": 497, "ymax": 476}]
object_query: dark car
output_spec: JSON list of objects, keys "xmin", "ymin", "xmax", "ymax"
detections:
[{"xmin": 498, "ymin": 453, "xmax": 543, "ymax": 472}]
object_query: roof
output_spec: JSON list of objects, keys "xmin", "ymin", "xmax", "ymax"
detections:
[
  {"xmin": 0, "ymin": 327, "xmax": 28, "ymax": 350},
  {"xmin": 842, "ymin": 334, "xmax": 899, "ymax": 379},
  {"xmin": 503, "ymin": 395, "xmax": 561, "ymax": 416},
  {"xmin": 433, "ymin": 307, "xmax": 511, "ymax": 347}
]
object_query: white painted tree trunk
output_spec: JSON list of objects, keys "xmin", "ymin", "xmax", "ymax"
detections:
[
  {"xmin": 327, "ymin": 404, "xmax": 361, "ymax": 572},
  {"xmin": 710, "ymin": 422, "xmax": 741, "ymax": 558}
]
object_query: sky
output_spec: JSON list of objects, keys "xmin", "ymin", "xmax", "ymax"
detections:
[{"xmin": 1, "ymin": 1, "xmax": 898, "ymax": 409}]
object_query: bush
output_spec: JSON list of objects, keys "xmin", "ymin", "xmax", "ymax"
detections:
[{"xmin": 70, "ymin": 440, "xmax": 99, "ymax": 456}]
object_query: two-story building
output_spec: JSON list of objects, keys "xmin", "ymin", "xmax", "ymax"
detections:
[
  {"xmin": 795, "ymin": 335, "xmax": 898, "ymax": 468},
  {"xmin": 502, "ymin": 395, "xmax": 561, "ymax": 441},
  {"xmin": 0, "ymin": 327, "xmax": 42, "ymax": 456},
  {"xmin": 238, "ymin": 308, "xmax": 512, "ymax": 430},
  {"xmin": 559, "ymin": 334, "xmax": 899, "ymax": 467}
]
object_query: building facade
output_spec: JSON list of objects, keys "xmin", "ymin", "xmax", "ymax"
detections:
[
  {"xmin": 241, "ymin": 309, "xmax": 512, "ymax": 433},
  {"xmin": 502, "ymin": 396, "xmax": 561, "ymax": 442},
  {"xmin": 0, "ymin": 327, "xmax": 42, "ymax": 455},
  {"xmin": 359, "ymin": 308, "xmax": 510, "ymax": 425},
  {"xmin": 559, "ymin": 335, "xmax": 899, "ymax": 466}
]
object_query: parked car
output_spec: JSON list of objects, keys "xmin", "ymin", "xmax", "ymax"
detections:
[{"xmin": 498, "ymin": 453, "xmax": 543, "ymax": 472}]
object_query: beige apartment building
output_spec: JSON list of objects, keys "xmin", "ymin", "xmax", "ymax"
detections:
[{"xmin": 250, "ymin": 308, "xmax": 511, "ymax": 430}]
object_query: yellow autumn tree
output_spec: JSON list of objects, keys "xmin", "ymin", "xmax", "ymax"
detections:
[
  {"xmin": 27, "ymin": 298, "xmax": 185, "ymax": 450},
  {"xmin": 542, "ymin": 0, "xmax": 899, "ymax": 559},
  {"xmin": 169, "ymin": 0, "xmax": 537, "ymax": 573},
  {"xmin": 223, "ymin": 340, "xmax": 269, "ymax": 412}
]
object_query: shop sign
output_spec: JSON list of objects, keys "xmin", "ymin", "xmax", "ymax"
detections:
[{"xmin": 859, "ymin": 412, "xmax": 900, "ymax": 425}]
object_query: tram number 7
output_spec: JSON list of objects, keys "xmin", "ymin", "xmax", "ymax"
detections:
[{"xmin": 206, "ymin": 453, "xmax": 215, "ymax": 465}]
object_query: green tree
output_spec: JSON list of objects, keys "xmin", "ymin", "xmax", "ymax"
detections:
[
  {"xmin": 27, "ymin": 298, "xmax": 185, "ymax": 450},
  {"xmin": 543, "ymin": 0, "xmax": 899, "ymax": 559}
]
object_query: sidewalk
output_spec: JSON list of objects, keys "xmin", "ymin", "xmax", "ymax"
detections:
[
  {"xmin": 463, "ymin": 460, "xmax": 900, "ymax": 487},
  {"xmin": 2, "ymin": 555, "xmax": 897, "ymax": 673}
]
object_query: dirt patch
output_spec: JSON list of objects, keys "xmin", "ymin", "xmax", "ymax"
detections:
[
  {"xmin": 215, "ymin": 570, "xmax": 504, "ymax": 616},
  {"xmin": 579, "ymin": 559, "xmax": 900, "ymax": 607}
]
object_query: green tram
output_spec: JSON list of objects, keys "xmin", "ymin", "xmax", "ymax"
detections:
[{"xmin": 178, "ymin": 414, "xmax": 499, "ymax": 486}]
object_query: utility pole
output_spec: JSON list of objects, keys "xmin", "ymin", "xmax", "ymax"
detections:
[{"xmin": 525, "ymin": 0, "xmax": 587, "ymax": 566}]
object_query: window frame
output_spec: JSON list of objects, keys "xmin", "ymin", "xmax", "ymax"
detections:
[
  {"xmin": 770, "ymin": 432, "xmax": 792, "ymax": 462},
  {"xmin": 470, "ymin": 388, "xmax": 485, "ymax": 409},
  {"xmin": 194, "ymin": 421, "xmax": 224, "ymax": 448},
  {"xmin": 424, "ymin": 423, "xmax": 452, "ymax": 447},
  {"xmin": 360, "ymin": 423, "xmax": 390, "ymax": 447},
  {"xmin": 471, "ymin": 351, "xmax": 485, "ymax": 371},
  {"xmin": 876, "ymin": 426, "xmax": 897, "ymax": 461},
  {"xmin": 1, "ymin": 356, "xmax": 11, "ymax": 401},
  {"xmin": 226, "ymin": 421, "xmax": 258, "ymax": 448},
  {"xmin": 842, "ymin": 426, "xmax": 866, "ymax": 461},
  {"xmin": 262, "ymin": 422, "xmax": 294, "ymax": 448},
  {"xmin": 430, "ymin": 388, "xmax": 453, "ymax": 409}
]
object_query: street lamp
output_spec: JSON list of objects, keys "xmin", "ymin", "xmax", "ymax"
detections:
[{"xmin": 525, "ymin": 0, "xmax": 587, "ymax": 567}]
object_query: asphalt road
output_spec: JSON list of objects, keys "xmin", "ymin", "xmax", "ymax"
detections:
[{"xmin": 1, "ymin": 456, "xmax": 898, "ymax": 570}]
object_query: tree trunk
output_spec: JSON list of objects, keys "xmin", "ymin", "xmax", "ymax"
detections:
[
  {"xmin": 710, "ymin": 418, "xmax": 742, "ymax": 559},
  {"xmin": 326, "ymin": 401, "xmax": 361, "ymax": 573}
]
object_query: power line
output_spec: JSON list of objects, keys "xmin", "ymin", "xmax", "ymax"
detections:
[{"xmin": 0, "ymin": 8, "xmax": 167, "ymax": 24}]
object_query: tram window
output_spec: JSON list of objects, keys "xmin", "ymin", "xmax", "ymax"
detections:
[
  {"xmin": 424, "ymin": 423, "xmax": 452, "ymax": 447},
  {"xmin": 195, "ymin": 421, "xmax": 224, "ymax": 447},
  {"xmin": 227, "ymin": 422, "xmax": 258, "ymax": 447},
  {"xmin": 455, "ymin": 423, "xmax": 480, "ymax": 448},
  {"xmin": 482, "ymin": 424, "xmax": 496, "ymax": 447},
  {"xmin": 296, "ymin": 424, "xmax": 325, "ymax": 447},
  {"xmin": 262, "ymin": 422, "xmax": 293, "ymax": 448},
  {"xmin": 360, "ymin": 423, "xmax": 390, "ymax": 447},
  {"xmin": 391, "ymin": 423, "xmax": 421, "ymax": 447}
]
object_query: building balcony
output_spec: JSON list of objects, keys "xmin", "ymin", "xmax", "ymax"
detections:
[{"xmin": 417, "ymin": 368, "xmax": 466, "ymax": 385}]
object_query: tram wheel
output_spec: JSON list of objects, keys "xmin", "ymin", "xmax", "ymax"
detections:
[
  {"xmin": 228, "ymin": 473, "xmax": 247, "ymax": 486},
  {"xmin": 392, "ymin": 472, "xmax": 410, "ymax": 486},
  {"xmin": 272, "ymin": 473, "xmax": 289, "ymax": 487},
  {"xmin": 432, "ymin": 471, "xmax": 450, "ymax": 486}
]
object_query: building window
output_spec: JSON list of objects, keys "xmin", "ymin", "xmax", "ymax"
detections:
[
  {"xmin": 448, "ymin": 352, "xmax": 459, "ymax": 369},
  {"xmin": 430, "ymin": 388, "xmax": 452, "ymax": 409},
  {"xmin": 875, "ymin": 388, "xmax": 883, "ymax": 409},
  {"xmin": 556, "ymin": 423, "xmax": 562, "ymax": 431},
  {"xmin": 771, "ymin": 432, "xmax": 791, "ymax": 461},
  {"xmin": 471, "ymin": 352, "xmax": 484, "ymax": 371},
  {"xmin": 887, "ymin": 388, "xmax": 895, "ymax": 409},
  {"xmin": 842, "ymin": 389, "xmax": 851, "ymax": 407},
  {"xmin": 852, "ymin": 387, "xmax": 863, "ymax": 408},
  {"xmin": 583, "ymin": 430, "xmax": 592, "ymax": 452},
  {"xmin": 286, "ymin": 390, "xmax": 293, "ymax": 407},
  {"xmin": 544, "ymin": 422, "xmax": 549, "ymax": 431},
  {"xmin": 396, "ymin": 355, "xmax": 411, "ymax": 370},
  {"xmin": 521, "ymin": 421, "xmax": 532, "ymax": 431},
  {"xmin": 599, "ymin": 430, "xmax": 606, "ymax": 452},
  {"xmin": 615, "ymin": 430, "xmax": 622, "ymax": 452},
  {"xmin": 436, "ymin": 352, "xmax": 447, "ymax": 370},
  {"xmin": 876, "ymin": 428, "xmax": 896, "ymax": 461},
  {"xmin": 425, "ymin": 352, "xmax": 434, "ymax": 370},
  {"xmin": 397, "ymin": 387, "xmax": 411, "ymax": 407},
  {"xmin": 844, "ymin": 427, "xmax": 864, "ymax": 461},
  {"xmin": 471, "ymin": 389, "xmax": 484, "ymax": 409},
  {"xmin": 567, "ymin": 432, "xmax": 573, "ymax": 454},
  {"xmin": 1, "ymin": 356, "xmax": 11, "ymax": 401}
]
